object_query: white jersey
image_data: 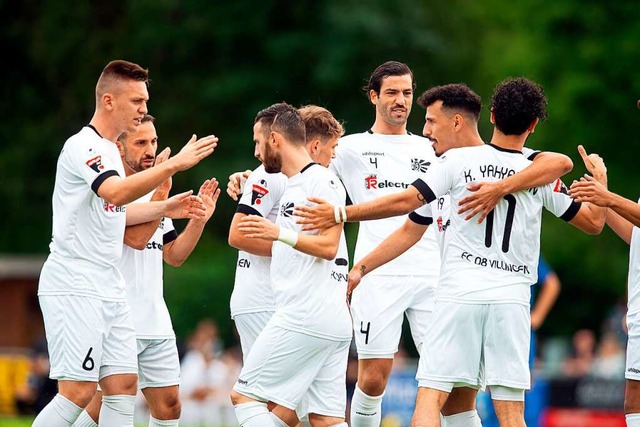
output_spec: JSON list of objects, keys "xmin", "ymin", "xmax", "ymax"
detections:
[
  {"xmin": 270, "ymin": 163, "xmax": 352, "ymax": 341},
  {"xmin": 39, "ymin": 126, "xmax": 127, "ymax": 301},
  {"xmin": 230, "ymin": 165, "xmax": 288, "ymax": 318},
  {"xmin": 330, "ymin": 131, "xmax": 440, "ymax": 278},
  {"xmin": 120, "ymin": 193, "xmax": 178, "ymax": 338},
  {"xmin": 412, "ymin": 143, "xmax": 580, "ymax": 305},
  {"xmin": 628, "ymin": 197, "xmax": 640, "ymax": 315},
  {"xmin": 409, "ymin": 146, "xmax": 541, "ymax": 256}
]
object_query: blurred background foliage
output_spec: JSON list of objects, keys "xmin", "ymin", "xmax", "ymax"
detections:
[{"xmin": 2, "ymin": 0, "xmax": 639, "ymax": 346}]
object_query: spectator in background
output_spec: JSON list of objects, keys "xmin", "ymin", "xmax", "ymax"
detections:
[
  {"xmin": 531, "ymin": 256, "xmax": 562, "ymax": 366},
  {"xmin": 14, "ymin": 340, "xmax": 57, "ymax": 415},
  {"xmin": 563, "ymin": 329, "xmax": 597, "ymax": 377},
  {"xmin": 179, "ymin": 319, "xmax": 233, "ymax": 426},
  {"xmin": 591, "ymin": 332, "xmax": 626, "ymax": 379}
]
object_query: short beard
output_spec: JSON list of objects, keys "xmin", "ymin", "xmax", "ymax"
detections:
[{"xmin": 263, "ymin": 144, "xmax": 282, "ymax": 173}]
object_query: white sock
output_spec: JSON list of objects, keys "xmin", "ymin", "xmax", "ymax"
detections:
[
  {"xmin": 350, "ymin": 384, "xmax": 383, "ymax": 427},
  {"xmin": 270, "ymin": 412, "xmax": 289, "ymax": 427},
  {"xmin": 444, "ymin": 410, "xmax": 483, "ymax": 427},
  {"xmin": 98, "ymin": 394, "xmax": 135, "ymax": 426},
  {"xmin": 149, "ymin": 416, "xmax": 179, "ymax": 426},
  {"xmin": 234, "ymin": 402, "xmax": 275, "ymax": 427},
  {"xmin": 627, "ymin": 413, "xmax": 640, "ymax": 426},
  {"xmin": 73, "ymin": 410, "xmax": 99, "ymax": 427},
  {"xmin": 32, "ymin": 394, "xmax": 83, "ymax": 426}
]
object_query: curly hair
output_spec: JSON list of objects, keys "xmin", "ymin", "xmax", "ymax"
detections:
[
  {"xmin": 491, "ymin": 77, "xmax": 548, "ymax": 136},
  {"xmin": 417, "ymin": 84, "xmax": 482, "ymax": 120}
]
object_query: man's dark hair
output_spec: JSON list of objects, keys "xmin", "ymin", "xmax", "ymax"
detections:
[
  {"xmin": 118, "ymin": 113, "xmax": 155, "ymax": 143},
  {"xmin": 96, "ymin": 60, "xmax": 149, "ymax": 99},
  {"xmin": 254, "ymin": 103, "xmax": 293, "ymax": 139},
  {"xmin": 271, "ymin": 104, "xmax": 306, "ymax": 146},
  {"xmin": 417, "ymin": 84, "xmax": 482, "ymax": 120},
  {"xmin": 491, "ymin": 77, "xmax": 548, "ymax": 135},
  {"xmin": 365, "ymin": 61, "xmax": 416, "ymax": 97}
]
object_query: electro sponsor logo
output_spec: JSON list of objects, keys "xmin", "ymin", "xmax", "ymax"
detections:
[
  {"xmin": 251, "ymin": 180, "xmax": 269, "ymax": 205},
  {"xmin": 364, "ymin": 174, "xmax": 409, "ymax": 190},
  {"xmin": 280, "ymin": 202, "xmax": 294, "ymax": 217},
  {"xmin": 460, "ymin": 251, "xmax": 530, "ymax": 274},
  {"xmin": 411, "ymin": 158, "xmax": 431, "ymax": 173},
  {"xmin": 238, "ymin": 258, "xmax": 251, "ymax": 268},
  {"xmin": 103, "ymin": 201, "xmax": 126, "ymax": 213},
  {"xmin": 145, "ymin": 241, "xmax": 163, "ymax": 251},
  {"xmin": 436, "ymin": 216, "xmax": 450, "ymax": 233},
  {"xmin": 86, "ymin": 155, "xmax": 104, "ymax": 173}
]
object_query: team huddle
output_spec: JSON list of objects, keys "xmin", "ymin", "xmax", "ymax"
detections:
[{"xmin": 33, "ymin": 58, "xmax": 640, "ymax": 427}]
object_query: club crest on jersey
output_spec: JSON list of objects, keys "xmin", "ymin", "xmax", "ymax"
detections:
[
  {"xmin": 411, "ymin": 158, "xmax": 431, "ymax": 173},
  {"xmin": 86, "ymin": 155, "xmax": 104, "ymax": 173},
  {"xmin": 280, "ymin": 202, "xmax": 294, "ymax": 217},
  {"xmin": 251, "ymin": 180, "xmax": 269, "ymax": 205},
  {"xmin": 553, "ymin": 179, "xmax": 568, "ymax": 194}
]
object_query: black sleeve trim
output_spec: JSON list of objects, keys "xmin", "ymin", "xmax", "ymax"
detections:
[
  {"xmin": 560, "ymin": 201, "xmax": 582, "ymax": 222},
  {"xmin": 163, "ymin": 230, "xmax": 178, "ymax": 245},
  {"xmin": 236, "ymin": 204, "xmax": 263, "ymax": 217},
  {"xmin": 91, "ymin": 170, "xmax": 119, "ymax": 195},
  {"xmin": 410, "ymin": 179, "xmax": 437, "ymax": 204},
  {"xmin": 527, "ymin": 150, "xmax": 541, "ymax": 161},
  {"xmin": 409, "ymin": 212, "xmax": 433, "ymax": 225}
]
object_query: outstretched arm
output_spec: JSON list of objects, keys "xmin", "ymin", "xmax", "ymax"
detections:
[
  {"xmin": 458, "ymin": 150, "xmax": 573, "ymax": 223},
  {"xmin": 164, "ymin": 179, "xmax": 220, "ymax": 267},
  {"xmin": 237, "ymin": 215, "xmax": 342, "ymax": 261},
  {"xmin": 348, "ymin": 219, "xmax": 428, "ymax": 295},
  {"xmin": 295, "ymin": 186, "xmax": 425, "ymax": 231},
  {"xmin": 228, "ymin": 212, "xmax": 273, "ymax": 256}
]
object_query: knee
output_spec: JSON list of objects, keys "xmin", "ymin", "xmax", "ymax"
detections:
[
  {"xmin": 154, "ymin": 394, "xmax": 182, "ymax": 419},
  {"xmin": 59, "ymin": 383, "xmax": 97, "ymax": 408},
  {"xmin": 358, "ymin": 369, "xmax": 389, "ymax": 396}
]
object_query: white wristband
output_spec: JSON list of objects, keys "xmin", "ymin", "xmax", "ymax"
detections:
[
  {"xmin": 334, "ymin": 205, "xmax": 342, "ymax": 224},
  {"xmin": 277, "ymin": 228, "xmax": 299, "ymax": 247},
  {"xmin": 340, "ymin": 206, "xmax": 347, "ymax": 223}
]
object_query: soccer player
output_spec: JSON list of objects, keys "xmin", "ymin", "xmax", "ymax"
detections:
[
  {"xmin": 568, "ymin": 122, "xmax": 640, "ymax": 427},
  {"xmin": 34, "ymin": 60, "xmax": 216, "ymax": 427},
  {"xmin": 72, "ymin": 114, "xmax": 220, "ymax": 427},
  {"xmin": 228, "ymin": 104, "xmax": 345, "ymax": 427},
  {"xmin": 229, "ymin": 104, "xmax": 351, "ymax": 427},
  {"xmin": 295, "ymin": 82, "xmax": 573, "ymax": 426},
  {"xmin": 347, "ymin": 78, "xmax": 607, "ymax": 426}
]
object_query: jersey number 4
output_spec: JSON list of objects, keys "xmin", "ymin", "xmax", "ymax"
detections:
[
  {"xmin": 360, "ymin": 321, "xmax": 371, "ymax": 345},
  {"xmin": 484, "ymin": 195, "xmax": 516, "ymax": 253}
]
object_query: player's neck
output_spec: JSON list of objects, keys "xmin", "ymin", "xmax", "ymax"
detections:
[
  {"xmin": 280, "ymin": 147, "xmax": 315, "ymax": 178},
  {"xmin": 461, "ymin": 127, "xmax": 484, "ymax": 148},
  {"xmin": 370, "ymin": 119, "xmax": 408, "ymax": 135},
  {"xmin": 489, "ymin": 128, "xmax": 526, "ymax": 152},
  {"xmin": 89, "ymin": 112, "xmax": 121, "ymax": 142}
]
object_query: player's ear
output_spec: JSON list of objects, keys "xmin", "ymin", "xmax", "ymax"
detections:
[
  {"xmin": 489, "ymin": 108, "xmax": 496, "ymax": 125},
  {"xmin": 527, "ymin": 118, "xmax": 540, "ymax": 134},
  {"xmin": 103, "ymin": 93, "xmax": 115, "ymax": 111},
  {"xmin": 369, "ymin": 90, "xmax": 379, "ymax": 106},
  {"xmin": 115, "ymin": 140, "xmax": 125, "ymax": 156},
  {"xmin": 453, "ymin": 113, "xmax": 463, "ymax": 131}
]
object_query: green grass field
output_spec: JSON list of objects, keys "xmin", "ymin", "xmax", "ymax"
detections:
[{"xmin": 0, "ymin": 417, "xmax": 33, "ymax": 426}]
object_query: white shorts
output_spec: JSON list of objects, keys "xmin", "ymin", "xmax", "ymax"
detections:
[
  {"xmin": 418, "ymin": 302, "xmax": 530, "ymax": 391},
  {"xmin": 233, "ymin": 322, "xmax": 350, "ymax": 418},
  {"xmin": 39, "ymin": 295, "xmax": 137, "ymax": 382},
  {"xmin": 626, "ymin": 312, "xmax": 640, "ymax": 380},
  {"xmin": 137, "ymin": 339, "xmax": 180, "ymax": 389},
  {"xmin": 234, "ymin": 311, "xmax": 274, "ymax": 363},
  {"xmin": 351, "ymin": 275, "xmax": 436, "ymax": 358}
]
